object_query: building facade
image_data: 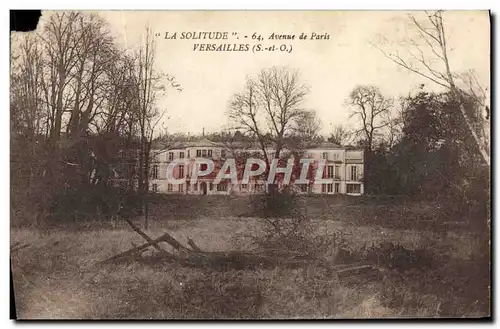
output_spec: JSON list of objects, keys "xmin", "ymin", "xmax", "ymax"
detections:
[{"xmin": 147, "ymin": 138, "xmax": 364, "ymax": 196}]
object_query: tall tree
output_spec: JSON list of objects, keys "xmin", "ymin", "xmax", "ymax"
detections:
[
  {"xmin": 228, "ymin": 67, "xmax": 310, "ymax": 192},
  {"xmin": 39, "ymin": 12, "xmax": 81, "ymax": 144},
  {"xmin": 130, "ymin": 27, "xmax": 171, "ymax": 228},
  {"xmin": 379, "ymin": 10, "xmax": 490, "ymax": 166},
  {"xmin": 11, "ymin": 34, "xmax": 46, "ymax": 189},
  {"xmin": 10, "ymin": 12, "xmax": 178, "ymax": 225},
  {"xmin": 346, "ymin": 85, "xmax": 393, "ymax": 152},
  {"xmin": 66, "ymin": 13, "xmax": 116, "ymax": 141},
  {"xmin": 290, "ymin": 110, "xmax": 322, "ymax": 145},
  {"xmin": 328, "ymin": 124, "xmax": 352, "ymax": 146}
]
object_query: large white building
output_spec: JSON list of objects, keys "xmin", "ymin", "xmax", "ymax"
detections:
[{"xmin": 147, "ymin": 138, "xmax": 364, "ymax": 196}]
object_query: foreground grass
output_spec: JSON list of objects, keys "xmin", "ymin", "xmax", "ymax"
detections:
[{"xmin": 11, "ymin": 216, "xmax": 489, "ymax": 319}]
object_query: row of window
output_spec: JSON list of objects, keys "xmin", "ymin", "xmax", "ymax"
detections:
[
  {"xmin": 168, "ymin": 151, "xmax": 184, "ymax": 161},
  {"xmin": 152, "ymin": 164, "xmax": 359, "ymax": 181},
  {"xmin": 322, "ymin": 152, "xmax": 341, "ymax": 161},
  {"xmin": 321, "ymin": 183, "xmax": 340, "ymax": 193},
  {"xmin": 151, "ymin": 182, "xmax": 361, "ymax": 194},
  {"xmin": 162, "ymin": 182, "xmax": 228, "ymax": 192},
  {"xmin": 152, "ymin": 164, "xmax": 185, "ymax": 179},
  {"xmin": 325, "ymin": 165, "xmax": 358, "ymax": 181},
  {"xmin": 165, "ymin": 150, "xmax": 351, "ymax": 162},
  {"xmin": 326, "ymin": 165, "xmax": 341, "ymax": 179},
  {"xmin": 346, "ymin": 184, "xmax": 361, "ymax": 194},
  {"xmin": 320, "ymin": 183, "xmax": 361, "ymax": 194},
  {"xmin": 151, "ymin": 182, "xmax": 266, "ymax": 193},
  {"xmin": 167, "ymin": 149, "xmax": 228, "ymax": 161}
]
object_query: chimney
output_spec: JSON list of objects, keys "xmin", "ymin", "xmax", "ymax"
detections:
[{"xmin": 202, "ymin": 127, "xmax": 205, "ymax": 137}]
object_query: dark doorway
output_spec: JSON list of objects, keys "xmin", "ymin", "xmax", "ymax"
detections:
[{"xmin": 201, "ymin": 182, "xmax": 207, "ymax": 195}]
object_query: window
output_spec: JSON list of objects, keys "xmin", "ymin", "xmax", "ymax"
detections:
[
  {"xmin": 179, "ymin": 165, "xmax": 184, "ymax": 178},
  {"xmin": 346, "ymin": 184, "xmax": 361, "ymax": 194},
  {"xmin": 196, "ymin": 150, "xmax": 201, "ymax": 157},
  {"xmin": 202, "ymin": 149, "xmax": 207, "ymax": 157},
  {"xmin": 334, "ymin": 165, "xmax": 341, "ymax": 179},
  {"xmin": 152, "ymin": 164, "xmax": 159, "ymax": 179},
  {"xmin": 200, "ymin": 163, "xmax": 208, "ymax": 171},
  {"xmin": 335, "ymin": 183, "xmax": 340, "ymax": 193},
  {"xmin": 327, "ymin": 183, "xmax": 333, "ymax": 193},
  {"xmin": 300, "ymin": 184, "xmax": 308, "ymax": 192},
  {"xmin": 327, "ymin": 166, "xmax": 334, "ymax": 178},
  {"xmin": 217, "ymin": 183, "xmax": 227, "ymax": 192},
  {"xmin": 322, "ymin": 152, "xmax": 328, "ymax": 160},
  {"xmin": 254, "ymin": 183, "xmax": 263, "ymax": 191},
  {"xmin": 208, "ymin": 150, "xmax": 212, "ymax": 157},
  {"xmin": 322, "ymin": 184, "xmax": 327, "ymax": 193},
  {"xmin": 209, "ymin": 182, "xmax": 213, "ymax": 191},
  {"xmin": 241, "ymin": 184, "xmax": 248, "ymax": 190},
  {"xmin": 187, "ymin": 150, "xmax": 190, "ymax": 158},
  {"xmin": 221, "ymin": 149, "xmax": 226, "ymax": 158},
  {"xmin": 152, "ymin": 183, "xmax": 158, "ymax": 192},
  {"xmin": 334, "ymin": 153, "xmax": 340, "ymax": 161},
  {"xmin": 350, "ymin": 166, "xmax": 358, "ymax": 181},
  {"xmin": 167, "ymin": 184, "xmax": 173, "ymax": 192},
  {"xmin": 179, "ymin": 184, "xmax": 184, "ymax": 192},
  {"xmin": 180, "ymin": 152, "xmax": 184, "ymax": 159},
  {"xmin": 168, "ymin": 152, "xmax": 174, "ymax": 161}
]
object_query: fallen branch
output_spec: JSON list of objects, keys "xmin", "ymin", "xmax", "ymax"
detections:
[
  {"xmin": 96, "ymin": 233, "xmax": 175, "ymax": 266},
  {"xmin": 187, "ymin": 237, "xmax": 202, "ymax": 252},
  {"xmin": 98, "ymin": 220, "xmax": 379, "ymax": 275},
  {"xmin": 122, "ymin": 217, "xmax": 168, "ymax": 254},
  {"xmin": 99, "ymin": 216, "xmax": 199, "ymax": 267},
  {"xmin": 336, "ymin": 264, "xmax": 375, "ymax": 274}
]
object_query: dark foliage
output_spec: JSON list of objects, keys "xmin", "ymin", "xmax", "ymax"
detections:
[{"xmin": 362, "ymin": 91, "xmax": 489, "ymax": 230}]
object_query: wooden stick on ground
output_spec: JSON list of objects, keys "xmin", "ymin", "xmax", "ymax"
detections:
[
  {"xmin": 122, "ymin": 217, "xmax": 168, "ymax": 254},
  {"xmin": 96, "ymin": 233, "xmax": 175, "ymax": 266},
  {"xmin": 187, "ymin": 237, "xmax": 202, "ymax": 252}
]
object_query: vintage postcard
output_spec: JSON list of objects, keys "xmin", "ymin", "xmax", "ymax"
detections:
[{"xmin": 10, "ymin": 10, "xmax": 490, "ymax": 319}]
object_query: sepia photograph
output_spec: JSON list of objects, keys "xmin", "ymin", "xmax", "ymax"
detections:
[{"xmin": 9, "ymin": 9, "xmax": 491, "ymax": 319}]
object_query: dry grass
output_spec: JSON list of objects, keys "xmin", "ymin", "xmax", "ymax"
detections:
[{"xmin": 11, "ymin": 210, "xmax": 489, "ymax": 319}]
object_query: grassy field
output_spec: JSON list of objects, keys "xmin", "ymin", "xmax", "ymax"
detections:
[{"xmin": 10, "ymin": 197, "xmax": 490, "ymax": 319}]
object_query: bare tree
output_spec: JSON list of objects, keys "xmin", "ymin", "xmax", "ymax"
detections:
[
  {"xmin": 455, "ymin": 69, "xmax": 490, "ymax": 155},
  {"xmin": 39, "ymin": 12, "xmax": 81, "ymax": 145},
  {"xmin": 328, "ymin": 124, "xmax": 353, "ymax": 146},
  {"xmin": 94, "ymin": 53, "xmax": 137, "ymax": 136},
  {"xmin": 130, "ymin": 27, "xmax": 172, "ymax": 229},
  {"xmin": 11, "ymin": 12, "xmax": 179, "ymax": 226},
  {"xmin": 228, "ymin": 77, "xmax": 270, "ymax": 163},
  {"xmin": 381, "ymin": 99, "xmax": 405, "ymax": 150},
  {"xmin": 257, "ymin": 67, "xmax": 309, "ymax": 159},
  {"xmin": 11, "ymin": 34, "xmax": 45, "ymax": 137},
  {"xmin": 378, "ymin": 10, "xmax": 490, "ymax": 165},
  {"xmin": 228, "ymin": 67, "xmax": 310, "ymax": 190},
  {"xmin": 66, "ymin": 14, "xmax": 116, "ymax": 141},
  {"xmin": 290, "ymin": 110, "xmax": 322, "ymax": 145},
  {"xmin": 11, "ymin": 33, "xmax": 46, "ymax": 189},
  {"xmin": 346, "ymin": 85, "xmax": 393, "ymax": 152}
]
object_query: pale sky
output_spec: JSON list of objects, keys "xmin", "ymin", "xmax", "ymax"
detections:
[{"xmin": 54, "ymin": 11, "xmax": 491, "ymax": 135}]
